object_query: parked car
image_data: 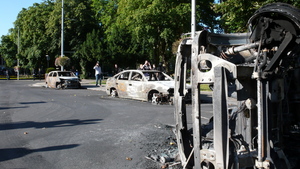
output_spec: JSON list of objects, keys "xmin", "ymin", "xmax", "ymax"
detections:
[
  {"xmin": 45, "ymin": 71, "xmax": 81, "ymax": 89},
  {"xmin": 106, "ymin": 69, "xmax": 191, "ymax": 104}
]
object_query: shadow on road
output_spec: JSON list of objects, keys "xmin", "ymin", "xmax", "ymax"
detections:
[
  {"xmin": 19, "ymin": 101, "xmax": 47, "ymax": 104},
  {"xmin": 0, "ymin": 119, "xmax": 103, "ymax": 130},
  {"xmin": 0, "ymin": 144, "xmax": 80, "ymax": 162},
  {"xmin": 0, "ymin": 106, "xmax": 29, "ymax": 110},
  {"xmin": 0, "ymin": 101, "xmax": 47, "ymax": 110}
]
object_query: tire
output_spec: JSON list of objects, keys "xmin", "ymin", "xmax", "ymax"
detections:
[
  {"xmin": 56, "ymin": 83, "xmax": 62, "ymax": 89},
  {"xmin": 111, "ymin": 89, "xmax": 118, "ymax": 97},
  {"xmin": 148, "ymin": 91, "xmax": 159, "ymax": 103}
]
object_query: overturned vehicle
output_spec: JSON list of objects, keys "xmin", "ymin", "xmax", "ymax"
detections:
[{"xmin": 174, "ymin": 3, "xmax": 300, "ymax": 169}]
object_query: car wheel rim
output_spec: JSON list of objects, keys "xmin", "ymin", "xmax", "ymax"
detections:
[{"xmin": 111, "ymin": 90, "xmax": 117, "ymax": 97}]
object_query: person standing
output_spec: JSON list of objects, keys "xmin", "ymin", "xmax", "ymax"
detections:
[
  {"xmin": 5, "ymin": 69, "xmax": 9, "ymax": 80},
  {"xmin": 93, "ymin": 61, "xmax": 102, "ymax": 87},
  {"xmin": 143, "ymin": 60, "xmax": 152, "ymax": 70},
  {"xmin": 113, "ymin": 64, "xmax": 120, "ymax": 75}
]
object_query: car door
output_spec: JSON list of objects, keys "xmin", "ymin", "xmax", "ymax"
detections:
[
  {"xmin": 116, "ymin": 71, "xmax": 130, "ymax": 98},
  {"xmin": 50, "ymin": 72, "xmax": 58, "ymax": 88},
  {"xmin": 46, "ymin": 72, "xmax": 53, "ymax": 87},
  {"xmin": 127, "ymin": 71, "xmax": 145, "ymax": 100}
]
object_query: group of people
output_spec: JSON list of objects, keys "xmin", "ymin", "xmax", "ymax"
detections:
[
  {"xmin": 138, "ymin": 60, "xmax": 152, "ymax": 70},
  {"xmin": 93, "ymin": 60, "xmax": 166, "ymax": 86},
  {"xmin": 93, "ymin": 62, "xmax": 121, "ymax": 87},
  {"xmin": 138, "ymin": 60, "xmax": 165, "ymax": 72}
]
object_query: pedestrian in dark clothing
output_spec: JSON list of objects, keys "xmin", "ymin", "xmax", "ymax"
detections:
[
  {"xmin": 143, "ymin": 60, "xmax": 152, "ymax": 70},
  {"xmin": 114, "ymin": 64, "xmax": 120, "ymax": 75}
]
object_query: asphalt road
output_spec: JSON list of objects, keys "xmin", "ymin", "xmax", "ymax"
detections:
[{"xmin": 0, "ymin": 80, "xmax": 214, "ymax": 169}]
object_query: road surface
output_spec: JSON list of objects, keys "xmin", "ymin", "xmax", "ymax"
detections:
[{"xmin": 0, "ymin": 80, "xmax": 213, "ymax": 169}]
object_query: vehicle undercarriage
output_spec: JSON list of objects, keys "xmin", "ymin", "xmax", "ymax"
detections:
[{"xmin": 174, "ymin": 3, "xmax": 300, "ymax": 169}]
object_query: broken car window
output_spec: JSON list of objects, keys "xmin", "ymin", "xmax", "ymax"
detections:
[
  {"xmin": 118, "ymin": 72, "xmax": 130, "ymax": 80},
  {"xmin": 131, "ymin": 72, "xmax": 143, "ymax": 81}
]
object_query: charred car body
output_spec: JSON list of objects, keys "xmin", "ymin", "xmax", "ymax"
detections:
[
  {"xmin": 45, "ymin": 71, "xmax": 81, "ymax": 89},
  {"xmin": 174, "ymin": 3, "xmax": 300, "ymax": 169},
  {"xmin": 106, "ymin": 69, "xmax": 191, "ymax": 104}
]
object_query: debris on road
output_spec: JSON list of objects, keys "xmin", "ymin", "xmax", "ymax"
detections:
[
  {"xmin": 144, "ymin": 124, "xmax": 182, "ymax": 169},
  {"xmin": 126, "ymin": 157, "xmax": 132, "ymax": 161}
]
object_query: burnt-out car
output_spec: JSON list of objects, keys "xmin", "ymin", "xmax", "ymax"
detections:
[
  {"xmin": 45, "ymin": 71, "xmax": 81, "ymax": 89},
  {"xmin": 106, "ymin": 69, "xmax": 191, "ymax": 104}
]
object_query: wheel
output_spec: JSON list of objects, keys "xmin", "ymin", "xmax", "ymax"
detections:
[
  {"xmin": 169, "ymin": 97, "xmax": 174, "ymax": 105},
  {"xmin": 56, "ymin": 83, "xmax": 62, "ymax": 89},
  {"xmin": 111, "ymin": 89, "xmax": 118, "ymax": 97},
  {"xmin": 152, "ymin": 94, "xmax": 158, "ymax": 105},
  {"xmin": 148, "ymin": 91, "xmax": 159, "ymax": 103}
]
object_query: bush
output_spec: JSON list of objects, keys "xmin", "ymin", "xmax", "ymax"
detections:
[
  {"xmin": 55, "ymin": 56, "xmax": 70, "ymax": 67},
  {"xmin": 46, "ymin": 67, "xmax": 56, "ymax": 73}
]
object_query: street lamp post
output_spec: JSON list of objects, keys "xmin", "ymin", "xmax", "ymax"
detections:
[
  {"xmin": 61, "ymin": 0, "xmax": 64, "ymax": 71},
  {"xmin": 17, "ymin": 27, "xmax": 20, "ymax": 80},
  {"xmin": 191, "ymin": 0, "xmax": 196, "ymax": 38},
  {"xmin": 46, "ymin": 55, "xmax": 50, "ymax": 68}
]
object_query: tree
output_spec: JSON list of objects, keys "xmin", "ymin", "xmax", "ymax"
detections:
[
  {"xmin": 2, "ymin": 0, "xmax": 101, "ymax": 76},
  {"xmin": 215, "ymin": 0, "xmax": 300, "ymax": 33},
  {"xmin": 2, "ymin": 0, "xmax": 224, "ymax": 75},
  {"xmin": 91, "ymin": 0, "xmax": 217, "ymax": 71},
  {"xmin": 91, "ymin": 0, "xmax": 132, "ymax": 69},
  {"xmin": 46, "ymin": 0, "xmax": 101, "ymax": 74},
  {"xmin": 12, "ymin": 1, "xmax": 55, "ymax": 70},
  {"xmin": 0, "ymin": 35, "xmax": 18, "ymax": 67},
  {"xmin": 75, "ymin": 29, "xmax": 104, "ymax": 78}
]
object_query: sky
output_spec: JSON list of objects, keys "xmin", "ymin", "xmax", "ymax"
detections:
[{"xmin": 0, "ymin": 0, "xmax": 44, "ymax": 37}]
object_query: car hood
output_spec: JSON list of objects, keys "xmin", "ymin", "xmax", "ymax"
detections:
[
  {"xmin": 150, "ymin": 81, "xmax": 175, "ymax": 88},
  {"xmin": 59, "ymin": 77, "xmax": 79, "ymax": 80},
  {"xmin": 151, "ymin": 81, "xmax": 191, "ymax": 89}
]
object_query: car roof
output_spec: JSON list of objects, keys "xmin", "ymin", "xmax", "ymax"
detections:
[
  {"xmin": 119, "ymin": 69, "xmax": 163, "ymax": 73},
  {"xmin": 50, "ymin": 71, "xmax": 72, "ymax": 73}
]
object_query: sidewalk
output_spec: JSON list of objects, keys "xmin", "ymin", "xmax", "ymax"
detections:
[
  {"xmin": 80, "ymin": 79, "xmax": 106, "ymax": 91},
  {"xmin": 31, "ymin": 79, "xmax": 106, "ymax": 92}
]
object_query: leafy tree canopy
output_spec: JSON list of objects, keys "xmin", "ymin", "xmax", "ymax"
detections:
[
  {"xmin": 215, "ymin": 0, "xmax": 300, "ymax": 32},
  {"xmin": 0, "ymin": 34, "xmax": 17, "ymax": 67},
  {"xmin": 2, "ymin": 0, "xmax": 300, "ymax": 77}
]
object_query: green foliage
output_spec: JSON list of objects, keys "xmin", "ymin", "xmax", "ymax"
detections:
[
  {"xmin": 46, "ymin": 67, "xmax": 56, "ymax": 73},
  {"xmin": 0, "ymin": 35, "xmax": 17, "ymax": 67},
  {"xmin": 6, "ymin": 0, "xmax": 300, "ymax": 75},
  {"xmin": 55, "ymin": 56, "xmax": 70, "ymax": 67},
  {"xmin": 75, "ymin": 29, "xmax": 104, "ymax": 77},
  {"xmin": 12, "ymin": 1, "xmax": 55, "ymax": 69},
  {"xmin": 215, "ymin": 0, "xmax": 300, "ymax": 33},
  {"xmin": 1, "ymin": 0, "xmax": 218, "ymax": 75},
  {"xmin": 91, "ymin": 0, "xmax": 216, "ymax": 71}
]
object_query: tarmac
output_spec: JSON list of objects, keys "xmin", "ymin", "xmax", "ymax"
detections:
[{"xmin": 31, "ymin": 79, "xmax": 106, "ymax": 91}]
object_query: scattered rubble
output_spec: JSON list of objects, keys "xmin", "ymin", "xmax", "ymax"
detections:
[{"xmin": 144, "ymin": 124, "xmax": 182, "ymax": 169}]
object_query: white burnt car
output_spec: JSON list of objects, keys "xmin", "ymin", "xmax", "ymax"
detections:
[
  {"xmin": 45, "ymin": 71, "xmax": 81, "ymax": 89},
  {"xmin": 106, "ymin": 69, "xmax": 191, "ymax": 104}
]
